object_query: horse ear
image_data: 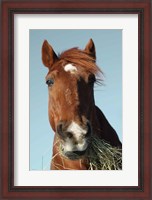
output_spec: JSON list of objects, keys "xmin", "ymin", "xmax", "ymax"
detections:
[
  {"xmin": 42, "ymin": 40, "xmax": 58, "ymax": 68},
  {"xmin": 84, "ymin": 39, "xmax": 96, "ymax": 60}
]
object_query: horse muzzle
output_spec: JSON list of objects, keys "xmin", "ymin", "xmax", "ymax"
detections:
[{"xmin": 56, "ymin": 120, "xmax": 92, "ymax": 160}]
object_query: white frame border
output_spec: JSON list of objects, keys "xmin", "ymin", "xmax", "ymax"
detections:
[{"xmin": 14, "ymin": 14, "xmax": 138, "ymax": 186}]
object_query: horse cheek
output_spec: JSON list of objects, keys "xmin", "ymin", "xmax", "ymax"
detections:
[
  {"xmin": 48, "ymin": 101, "xmax": 56, "ymax": 132},
  {"xmin": 49, "ymin": 114, "xmax": 56, "ymax": 132}
]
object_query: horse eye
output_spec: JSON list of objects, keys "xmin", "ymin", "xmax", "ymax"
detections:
[
  {"xmin": 88, "ymin": 75, "xmax": 96, "ymax": 84},
  {"xmin": 46, "ymin": 79, "xmax": 54, "ymax": 87}
]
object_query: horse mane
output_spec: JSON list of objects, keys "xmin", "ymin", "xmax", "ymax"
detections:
[{"xmin": 58, "ymin": 48, "xmax": 102, "ymax": 75}]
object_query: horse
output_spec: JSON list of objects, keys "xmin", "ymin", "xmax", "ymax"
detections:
[{"xmin": 42, "ymin": 39, "xmax": 122, "ymax": 170}]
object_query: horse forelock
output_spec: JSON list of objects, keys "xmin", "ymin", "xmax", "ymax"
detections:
[{"xmin": 55, "ymin": 48, "xmax": 102, "ymax": 76}]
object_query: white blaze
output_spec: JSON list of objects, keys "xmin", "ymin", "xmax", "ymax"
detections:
[
  {"xmin": 64, "ymin": 64, "xmax": 77, "ymax": 73},
  {"xmin": 67, "ymin": 121, "xmax": 87, "ymax": 140}
]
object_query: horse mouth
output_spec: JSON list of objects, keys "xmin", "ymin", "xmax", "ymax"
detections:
[{"xmin": 63, "ymin": 149, "xmax": 88, "ymax": 160}]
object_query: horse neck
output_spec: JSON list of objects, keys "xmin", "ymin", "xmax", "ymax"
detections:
[
  {"xmin": 89, "ymin": 105, "xmax": 101, "ymax": 135},
  {"xmin": 51, "ymin": 134, "xmax": 89, "ymax": 170},
  {"xmin": 92, "ymin": 105, "xmax": 122, "ymax": 148}
]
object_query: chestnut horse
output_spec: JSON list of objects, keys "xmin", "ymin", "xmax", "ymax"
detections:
[{"xmin": 42, "ymin": 39, "xmax": 122, "ymax": 170}]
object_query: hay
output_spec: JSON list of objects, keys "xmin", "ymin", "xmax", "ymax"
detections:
[
  {"xmin": 86, "ymin": 137, "xmax": 122, "ymax": 170},
  {"xmin": 58, "ymin": 136, "xmax": 122, "ymax": 170}
]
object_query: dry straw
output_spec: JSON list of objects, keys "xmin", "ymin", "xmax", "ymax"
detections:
[
  {"xmin": 57, "ymin": 136, "xmax": 122, "ymax": 170},
  {"xmin": 87, "ymin": 136, "xmax": 122, "ymax": 170}
]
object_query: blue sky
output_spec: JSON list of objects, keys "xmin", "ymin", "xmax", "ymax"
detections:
[{"xmin": 30, "ymin": 29, "xmax": 122, "ymax": 170}]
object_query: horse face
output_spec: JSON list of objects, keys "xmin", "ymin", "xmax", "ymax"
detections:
[
  {"xmin": 42, "ymin": 39, "xmax": 99, "ymax": 160},
  {"xmin": 46, "ymin": 66, "xmax": 96, "ymax": 159}
]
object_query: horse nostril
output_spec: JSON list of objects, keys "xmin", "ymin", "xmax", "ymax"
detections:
[
  {"xmin": 56, "ymin": 122, "xmax": 64, "ymax": 138},
  {"xmin": 67, "ymin": 132, "xmax": 73, "ymax": 139},
  {"xmin": 57, "ymin": 122, "xmax": 74, "ymax": 139}
]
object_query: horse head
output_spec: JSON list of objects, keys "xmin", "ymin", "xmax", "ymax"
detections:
[{"xmin": 42, "ymin": 39, "xmax": 101, "ymax": 160}]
